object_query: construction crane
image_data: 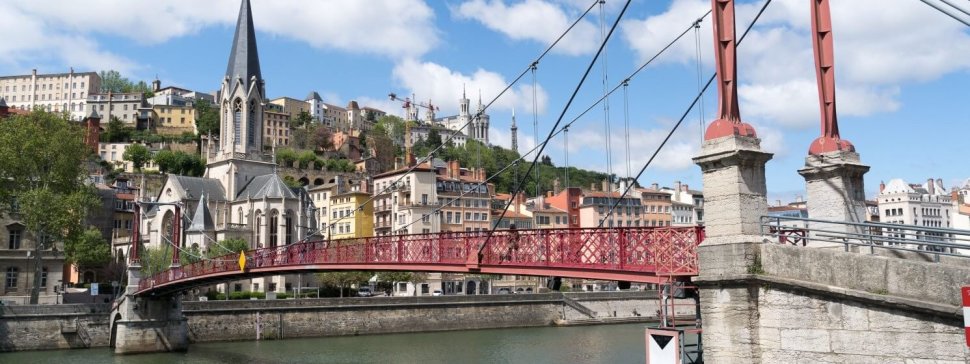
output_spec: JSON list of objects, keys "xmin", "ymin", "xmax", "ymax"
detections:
[{"xmin": 388, "ymin": 92, "xmax": 438, "ymax": 165}]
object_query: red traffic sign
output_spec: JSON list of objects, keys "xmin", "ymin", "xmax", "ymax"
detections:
[{"xmin": 963, "ymin": 286, "xmax": 970, "ymax": 347}]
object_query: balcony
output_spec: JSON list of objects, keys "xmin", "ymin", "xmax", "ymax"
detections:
[
  {"xmin": 375, "ymin": 220, "xmax": 392, "ymax": 229},
  {"xmin": 375, "ymin": 204, "xmax": 392, "ymax": 213},
  {"xmin": 398, "ymin": 201, "xmax": 437, "ymax": 208}
]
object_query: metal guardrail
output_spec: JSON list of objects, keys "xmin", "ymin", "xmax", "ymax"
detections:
[{"xmin": 760, "ymin": 215, "xmax": 970, "ymax": 262}]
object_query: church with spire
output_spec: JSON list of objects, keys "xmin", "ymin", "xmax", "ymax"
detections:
[
  {"xmin": 139, "ymin": 0, "xmax": 316, "ymax": 293},
  {"xmin": 431, "ymin": 87, "xmax": 490, "ymax": 145}
]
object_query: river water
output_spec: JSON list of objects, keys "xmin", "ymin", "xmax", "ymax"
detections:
[{"xmin": 1, "ymin": 323, "xmax": 657, "ymax": 364}]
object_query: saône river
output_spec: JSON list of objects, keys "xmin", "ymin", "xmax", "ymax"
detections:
[{"xmin": 1, "ymin": 323, "xmax": 653, "ymax": 364}]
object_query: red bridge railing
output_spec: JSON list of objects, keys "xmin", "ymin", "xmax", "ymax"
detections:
[{"xmin": 138, "ymin": 226, "xmax": 703, "ymax": 293}]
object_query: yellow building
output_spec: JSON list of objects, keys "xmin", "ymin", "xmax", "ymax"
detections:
[
  {"xmin": 269, "ymin": 97, "xmax": 309, "ymax": 118},
  {"xmin": 328, "ymin": 190, "xmax": 374, "ymax": 239},
  {"xmin": 154, "ymin": 104, "xmax": 197, "ymax": 135}
]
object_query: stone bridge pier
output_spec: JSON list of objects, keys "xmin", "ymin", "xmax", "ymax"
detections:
[
  {"xmin": 110, "ymin": 263, "xmax": 188, "ymax": 354},
  {"xmin": 692, "ymin": 126, "xmax": 970, "ymax": 363}
]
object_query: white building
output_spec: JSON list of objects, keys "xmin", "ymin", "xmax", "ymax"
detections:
[
  {"xmin": 660, "ymin": 181, "xmax": 705, "ymax": 226},
  {"xmin": 433, "ymin": 89, "xmax": 489, "ymax": 145},
  {"xmin": 0, "ymin": 68, "xmax": 101, "ymax": 120},
  {"xmin": 877, "ymin": 178, "xmax": 954, "ymax": 250},
  {"xmin": 372, "ymin": 162, "xmax": 440, "ymax": 236}
]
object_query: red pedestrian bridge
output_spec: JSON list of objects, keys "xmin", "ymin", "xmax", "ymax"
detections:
[{"xmin": 135, "ymin": 226, "xmax": 703, "ymax": 296}]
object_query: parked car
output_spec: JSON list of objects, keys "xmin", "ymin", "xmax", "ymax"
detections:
[
  {"xmin": 357, "ymin": 287, "xmax": 374, "ymax": 297},
  {"xmin": 432, "ymin": 290, "xmax": 443, "ymax": 296}
]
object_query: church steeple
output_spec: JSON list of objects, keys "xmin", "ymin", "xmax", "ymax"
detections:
[
  {"xmin": 215, "ymin": 0, "xmax": 266, "ymax": 160},
  {"xmin": 225, "ymin": 0, "xmax": 262, "ymax": 94}
]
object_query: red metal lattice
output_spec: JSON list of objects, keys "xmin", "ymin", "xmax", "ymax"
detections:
[{"xmin": 137, "ymin": 226, "xmax": 703, "ymax": 294}]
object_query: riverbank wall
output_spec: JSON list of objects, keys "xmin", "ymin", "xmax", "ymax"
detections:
[{"xmin": 0, "ymin": 291, "xmax": 682, "ymax": 351}]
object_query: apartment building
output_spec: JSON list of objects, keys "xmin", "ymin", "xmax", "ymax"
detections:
[
  {"xmin": 637, "ymin": 185, "xmax": 673, "ymax": 227},
  {"xmin": 0, "ymin": 69, "xmax": 101, "ymax": 120},
  {"xmin": 87, "ymin": 92, "xmax": 146, "ymax": 126},
  {"xmin": 264, "ymin": 103, "xmax": 291, "ymax": 148},
  {"xmin": 373, "ymin": 162, "xmax": 438, "ymax": 235},
  {"xmin": 153, "ymin": 104, "xmax": 197, "ymax": 136},
  {"xmin": 436, "ymin": 161, "xmax": 492, "ymax": 232}
]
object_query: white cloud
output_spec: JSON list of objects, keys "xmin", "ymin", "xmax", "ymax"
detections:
[
  {"xmin": 621, "ymin": 0, "xmax": 970, "ymax": 131},
  {"xmin": 391, "ymin": 59, "xmax": 548, "ymax": 116},
  {"xmin": 2, "ymin": 0, "xmax": 439, "ymax": 78},
  {"xmin": 453, "ymin": 0, "xmax": 601, "ymax": 56},
  {"xmin": 557, "ymin": 120, "xmax": 704, "ymax": 175}
]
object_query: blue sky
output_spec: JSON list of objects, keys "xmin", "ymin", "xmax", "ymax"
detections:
[{"xmin": 1, "ymin": 0, "xmax": 968, "ymax": 202}]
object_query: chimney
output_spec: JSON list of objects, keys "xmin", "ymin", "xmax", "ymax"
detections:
[
  {"xmin": 547, "ymin": 191, "xmax": 553, "ymax": 198},
  {"xmin": 674, "ymin": 181, "xmax": 681, "ymax": 193},
  {"xmin": 937, "ymin": 178, "xmax": 944, "ymax": 192},
  {"xmin": 776, "ymin": 200, "xmax": 782, "ymax": 207},
  {"xmin": 360, "ymin": 178, "xmax": 369, "ymax": 194},
  {"xmin": 879, "ymin": 181, "xmax": 885, "ymax": 193},
  {"xmin": 601, "ymin": 180, "xmax": 610, "ymax": 193},
  {"xmin": 553, "ymin": 178, "xmax": 561, "ymax": 195},
  {"xmin": 591, "ymin": 183, "xmax": 597, "ymax": 192},
  {"xmin": 651, "ymin": 183, "xmax": 659, "ymax": 190},
  {"xmin": 927, "ymin": 178, "xmax": 935, "ymax": 195},
  {"xmin": 682, "ymin": 184, "xmax": 689, "ymax": 192},
  {"xmin": 796, "ymin": 195, "xmax": 803, "ymax": 203}
]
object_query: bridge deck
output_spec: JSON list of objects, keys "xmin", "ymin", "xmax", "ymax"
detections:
[{"xmin": 136, "ymin": 227, "xmax": 703, "ymax": 295}]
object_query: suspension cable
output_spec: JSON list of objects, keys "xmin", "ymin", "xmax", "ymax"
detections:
[
  {"xmin": 693, "ymin": 17, "xmax": 706, "ymax": 144},
  {"xmin": 595, "ymin": 0, "xmax": 773, "ymax": 229},
  {"xmin": 485, "ymin": 0, "xmax": 632, "ymax": 250},
  {"xmin": 622, "ymin": 80, "xmax": 631, "ymax": 180},
  {"xmin": 599, "ymin": 0, "xmax": 617, "ymax": 220},
  {"xmin": 323, "ymin": 0, "xmax": 602, "ymax": 232},
  {"xmin": 531, "ymin": 65, "xmax": 540, "ymax": 199}
]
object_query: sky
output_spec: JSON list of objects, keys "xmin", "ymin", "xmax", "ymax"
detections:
[{"xmin": 1, "ymin": 0, "xmax": 968, "ymax": 203}]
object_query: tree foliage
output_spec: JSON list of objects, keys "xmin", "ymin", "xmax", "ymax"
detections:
[
  {"xmin": 154, "ymin": 150, "xmax": 205, "ymax": 176},
  {"xmin": 315, "ymin": 271, "xmax": 372, "ymax": 297},
  {"xmin": 141, "ymin": 244, "xmax": 173, "ymax": 277},
  {"xmin": 122, "ymin": 144, "xmax": 151, "ymax": 172},
  {"xmin": 98, "ymin": 70, "xmax": 153, "ymax": 95},
  {"xmin": 102, "ymin": 116, "xmax": 133, "ymax": 142},
  {"xmin": 291, "ymin": 111, "xmax": 313, "ymax": 129},
  {"xmin": 0, "ymin": 110, "xmax": 99, "ymax": 254},
  {"xmin": 194, "ymin": 99, "xmax": 220, "ymax": 136},
  {"xmin": 67, "ymin": 228, "xmax": 112, "ymax": 267}
]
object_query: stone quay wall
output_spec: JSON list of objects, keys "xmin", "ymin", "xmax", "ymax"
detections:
[{"xmin": 0, "ymin": 304, "xmax": 112, "ymax": 352}]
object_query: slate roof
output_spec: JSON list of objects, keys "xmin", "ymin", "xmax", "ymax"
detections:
[
  {"xmin": 170, "ymin": 175, "xmax": 228, "ymax": 202},
  {"xmin": 225, "ymin": 0, "xmax": 262, "ymax": 93},
  {"xmin": 0, "ymin": 97, "xmax": 7, "ymax": 107},
  {"xmin": 306, "ymin": 91, "xmax": 322, "ymax": 101},
  {"xmin": 235, "ymin": 174, "xmax": 297, "ymax": 200},
  {"xmin": 186, "ymin": 193, "xmax": 215, "ymax": 232}
]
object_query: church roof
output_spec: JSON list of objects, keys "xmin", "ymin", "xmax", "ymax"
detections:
[
  {"xmin": 225, "ymin": 0, "xmax": 262, "ymax": 93},
  {"xmin": 306, "ymin": 91, "xmax": 322, "ymax": 101},
  {"xmin": 186, "ymin": 193, "xmax": 215, "ymax": 232},
  {"xmin": 236, "ymin": 174, "xmax": 298, "ymax": 200},
  {"xmin": 88, "ymin": 107, "xmax": 100, "ymax": 119},
  {"xmin": 170, "ymin": 175, "xmax": 228, "ymax": 201},
  {"xmin": 0, "ymin": 97, "xmax": 7, "ymax": 107}
]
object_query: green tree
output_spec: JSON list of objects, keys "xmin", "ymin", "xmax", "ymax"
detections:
[
  {"xmin": 141, "ymin": 245, "xmax": 173, "ymax": 277},
  {"xmin": 206, "ymin": 238, "xmax": 250, "ymax": 258},
  {"xmin": 67, "ymin": 228, "xmax": 112, "ymax": 268},
  {"xmin": 276, "ymin": 148, "xmax": 298, "ymax": 167},
  {"xmin": 375, "ymin": 271, "xmax": 428, "ymax": 296},
  {"xmin": 315, "ymin": 271, "xmax": 372, "ymax": 297},
  {"xmin": 0, "ymin": 110, "xmax": 100, "ymax": 303},
  {"xmin": 99, "ymin": 70, "xmax": 130, "ymax": 93},
  {"xmin": 154, "ymin": 150, "xmax": 205, "ymax": 176},
  {"xmin": 292, "ymin": 111, "xmax": 313, "ymax": 129},
  {"xmin": 122, "ymin": 144, "xmax": 151, "ymax": 172},
  {"xmin": 194, "ymin": 99, "xmax": 220, "ymax": 136},
  {"xmin": 102, "ymin": 116, "xmax": 133, "ymax": 142}
]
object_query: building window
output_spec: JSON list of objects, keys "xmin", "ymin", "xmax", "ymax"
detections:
[
  {"xmin": 5, "ymin": 267, "xmax": 18, "ymax": 288},
  {"xmin": 8, "ymin": 229, "xmax": 22, "ymax": 250},
  {"xmin": 269, "ymin": 211, "xmax": 279, "ymax": 247},
  {"xmin": 285, "ymin": 216, "xmax": 293, "ymax": 244},
  {"xmin": 41, "ymin": 267, "xmax": 48, "ymax": 288}
]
